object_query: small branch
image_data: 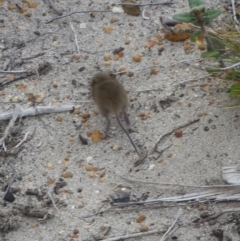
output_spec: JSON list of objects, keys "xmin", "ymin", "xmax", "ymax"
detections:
[
  {"xmin": 46, "ymin": 10, "xmax": 111, "ymax": 24},
  {"xmin": 231, "ymin": 0, "xmax": 240, "ymax": 25},
  {"xmin": 193, "ymin": 208, "xmax": 240, "ymax": 223},
  {"xmin": 220, "ymin": 61, "xmax": 240, "ymax": 70},
  {"xmin": 0, "ymin": 70, "xmax": 29, "ymax": 73},
  {"xmin": 118, "ymin": 174, "xmax": 240, "ymax": 189},
  {"xmin": 0, "ymin": 105, "xmax": 75, "ymax": 121},
  {"xmin": 142, "ymin": 7, "xmax": 150, "ymax": 20},
  {"xmin": 47, "ymin": 191, "xmax": 60, "ymax": 212},
  {"xmin": 14, "ymin": 132, "xmax": 31, "ymax": 148},
  {"xmin": 160, "ymin": 208, "xmax": 182, "ymax": 241},
  {"xmin": 21, "ymin": 52, "xmax": 45, "ymax": 61},
  {"xmin": 0, "ymin": 107, "xmax": 21, "ymax": 151},
  {"xmin": 91, "ymin": 229, "xmax": 163, "ymax": 241},
  {"xmin": 70, "ymin": 22, "xmax": 80, "ymax": 54},
  {"xmin": 173, "ymin": 75, "xmax": 211, "ymax": 87},
  {"xmin": 120, "ymin": 2, "xmax": 175, "ymax": 7},
  {"xmin": 153, "ymin": 119, "xmax": 200, "ymax": 153},
  {"xmin": 47, "ymin": 0, "xmax": 63, "ymax": 15}
]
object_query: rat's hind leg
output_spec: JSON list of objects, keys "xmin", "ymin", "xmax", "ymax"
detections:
[
  {"xmin": 103, "ymin": 116, "xmax": 111, "ymax": 138},
  {"xmin": 123, "ymin": 111, "xmax": 130, "ymax": 128}
]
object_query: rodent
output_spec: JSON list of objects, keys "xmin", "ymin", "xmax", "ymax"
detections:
[{"xmin": 91, "ymin": 72, "xmax": 143, "ymax": 158}]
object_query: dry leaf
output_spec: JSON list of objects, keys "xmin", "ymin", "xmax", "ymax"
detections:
[
  {"xmin": 99, "ymin": 171, "xmax": 106, "ymax": 178},
  {"xmin": 133, "ymin": 54, "xmax": 142, "ymax": 62},
  {"xmin": 31, "ymin": 222, "xmax": 38, "ymax": 228},
  {"xmin": 112, "ymin": 145, "xmax": 122, "ymax": 151},
  {"xmin": 52, "ymin": 82, "xmax": 58, "ymax": 88},
  {"xmin": 158, "ymin": 159, "xmax": 164, "ymax": 164},
  {"xmin": 7, "ymin": 74, "xmax": 14, "ymax": 80},
  {"xmin": 8, "ymin": 4, "xmax": 15, "ymax": 10},
  {"xmin": 62, "ymin": 172, "xmax": 73, "ymax": 178},
  {"xmin": 17, "ymin": 83, "xmax": 27, "ymax": 90},
  {"xmin": 151, "ymin": 68, "xmax": 158, "ymax": 75},
  {"xmin": 85, "ymin": 165, "xmax": 98, "ymax": 171},
  {"xmin": 0, "ymin": 91, "xmax": 5, "ymax": 96},
  {"xmin": 164, "ymin": 23, "xmax": 192, "ymax": 42},
  {"xmin": 103, "ymin": 25, "xmax": 113, "ymax": 34},
  {"xmin": 19, "ymin": 6, "xmax": 28, "ymax": 13},
  {"xmin": 73, "ymin": 54, "xmax": 81, "ymax": 60},
  {"xmin": 104, "ymin": 60, "xmax": 111, "ymax": 66},
  {"xmin": 114, "ymin": 54, "xmax": 120, "ymax": 61},
  {"xmin": 0, "ymin": 0, "xmax": 5, "ymax": 7},
  {"xmin": 122, "ymin": 0, "xmax": 141, "ymax": 16},
  {"xmin": 91, "ymin": 129, "xmax": 102, "ymax": 142},
  {"xmin": 118, "ymin": 67, "xmax": 126, "ymax": 74},
  {"xmin": 128, "ymin": 71, "xmax": 134, "ymax": 77},
  {"xmin": 28, "ymin": 1, "xmax": 37, "ymax": 8},
  {"xmin": 139, "ymin": 112, "xmax": 150, "ymax": 120},
  {"xmin": 145, "ymin": 39, "xmax": 157, "ymax": 49},
  {"xmin": 174, "ymin": 129, "xmax": 183, "ymax": 138},
  {"xmin": 46, "ymin": 162, "xmax": 53, "ymax": 170},
  {"xmin": 118, "ymin": 51, "xmax": 124, "ymax": 57},
  {"xmin": 136, "ymin": 215, "xmax": 146, "ymax": 223},
  {"xmin": 125, "ymin": 39, "xmax": 131, "ymax": 45},
  {"xmin": 139, "ymin": 225, "xmax": 148, "ymax": 232},
  {"xmin": 47, "ymin": 178, "xmax": 56, "ymax": 185},
  {"xmin": 110, "ymin": 17, "xmax": 118, "ymax": 23},
  {"xmin": 61, "ymin": 65, "xmax": 67, "ymax": 71},
  {"xmin": 104, "ymin": 54, "xmax": 111, "ymax": 61},
  {"xmin": 88, "ymin": 171, "xmax": 96, "ymax": 178},
  {"xmin": 56, "ymin": 116, "xmax": 63, "ymax": 123}
]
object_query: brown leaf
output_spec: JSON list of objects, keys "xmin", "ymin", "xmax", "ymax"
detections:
[
  {"xmin": 8, "ymin": 4, "xmax": 16, "ymax": 10},
  {"xmin": 151, "ymin": 68, "xmax": 158, "ymax": 75},
  {"xmin": 91, "ymin": 130, "xmax": 102, "ymax": 142},
  {"xmin": 62, "ymin": 172, "xmax": 73, "ymax": 178},
  {"xmin": 136, "ymin": 215, "xmax": 146, "ymax": 223},
  {"xmin": 145, "ymin": 39, "xmax": 157, "ymax": 48},
  {"xmin": 122, "ymin": 0, "xmax": 141, "ymax": 16},
  {"xmin": 0, "ymin": 0, "xmax": 5, "ymax": 7},
  {"xmin": 164, "ymin": 23, "xmax": 192, "ymax": 42},
  {"xmin": 139, "ymin": 225, "xmax": 148, "ymax": 232},
  {"xmin": 17, "ymin": 83, "xmax": 27, "ymax": 90},
  {"xmin": 103, "ymin": 25, "xmax": 113, "ymax": 33},
  {"xmin": 132, "ymin": 54, "xmax": 142, "ymax": 62}
]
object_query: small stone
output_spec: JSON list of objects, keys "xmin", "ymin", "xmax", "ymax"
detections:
[{"xmin": 204, "ymin": 126, "xmax": 209, "ymax": 131}]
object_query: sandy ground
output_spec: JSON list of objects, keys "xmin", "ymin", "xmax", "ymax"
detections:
[{"xmin": 1, "ymin": 0, "xmax": 240, "ymax": 241}]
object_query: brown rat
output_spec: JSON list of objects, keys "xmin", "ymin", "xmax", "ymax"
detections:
[{"xmin": 91, "ymin": 72, "xmax": 147, "ymax": 164}]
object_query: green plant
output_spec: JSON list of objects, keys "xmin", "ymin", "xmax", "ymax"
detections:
[
  {"xmin": 173, "ymin": 0, "xmax": 223, "ymax": 60},
  {"xmin": 173, "ymin": 0, "xmax": 240, "ymax": 100}
]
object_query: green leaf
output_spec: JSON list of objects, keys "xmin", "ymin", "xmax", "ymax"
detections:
[
  {"xmin": 190, "ymin": 30, "xmax": 202, "ymax": 42},
  {"xmin": 205, "ymin": 67, "xmax": 220, "ymax": 73},
  {"xmin": 207, "ymin": 35, "xmax": 225, "ymax": 54},
  {"xmin": 202, "ymin": 9, "xmax": 223, "ymax": 24},
  {"xmin": 230, "ymin": 83, "xmax": 240, "ymax": 98},
  {"xmin": 225, "ymin": 70, "xmax": 240, "ymax": 78},
  {"xmin": 191, "ymin": 5, "xmax": 205, "ymax": 14},
  {"xmin": 188, "ymin": 0, "xmax": 204, "ymax": 8},
  {"xmin": 173, "ymin": 12, "xmax": 196, "ymax": 23},
  {"xmin": 201, "ymin": 51, "xmax": 220, "ymax": 58}
]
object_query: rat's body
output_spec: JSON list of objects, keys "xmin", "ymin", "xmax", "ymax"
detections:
[{"xmin": 91, "ymin": 72, "xmax": 140, "ymax": 156}]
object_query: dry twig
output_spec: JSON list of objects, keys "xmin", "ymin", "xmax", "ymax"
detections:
[
  {"xmin": 0, "ymin": 107, "xmax": 20, "ymax": 151},
  {"xmin": 0, "ymin": 105, "xmax": 75, "ymax": 121},
  {"xmin": 70, "ymin": 22, "xmax": 80, "ymax": 54},
  {"xmin": 153, "ymin": 119, "xmax": 200, "ymax": 153},
  {"xmin": 46, "ymin": 10, "xmax": 111, "ymax": 24},
  {"xmin": 160, "ymin": 208, "xmax": 182, "ymax": 241}
]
